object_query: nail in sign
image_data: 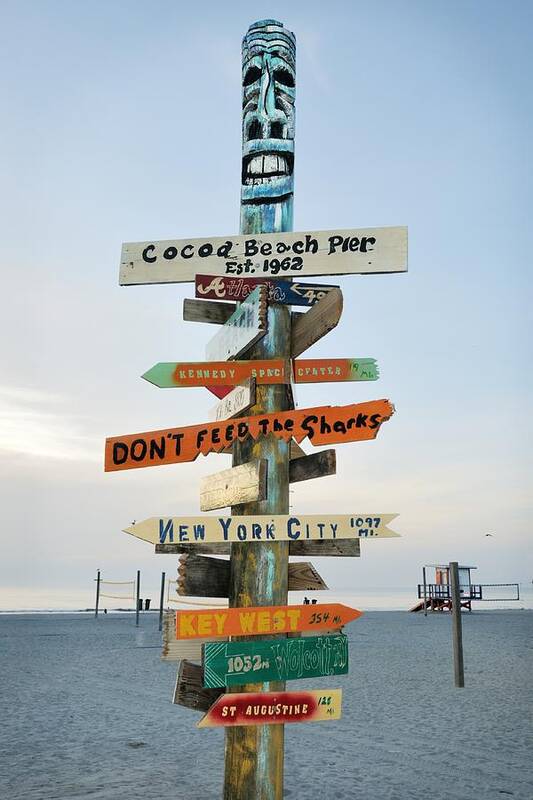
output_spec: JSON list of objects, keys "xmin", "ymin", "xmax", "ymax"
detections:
[
  {"xmin": 197, "ymin": 689, "xmax": 342, "ymax": 728},
  {"xmin": 175, "ymin": 603, "xmax": 363, "ymax": 639}
]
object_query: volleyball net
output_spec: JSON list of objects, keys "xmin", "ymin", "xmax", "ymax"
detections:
[
  {"xmin": 99, "ymin": 579, "xmax": 136, "ymax": 603},
  {"xmin": 166, "ymin": 578, "xmax": 227, "ymax": 608}
]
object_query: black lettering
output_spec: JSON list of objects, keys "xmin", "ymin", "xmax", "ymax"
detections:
[
  {"xmin": 260, "ymin": 242, "xmax": 272, "ymax": 255},
  {"xmin": 199, "ymin": 243, "xmax": 213, "ymax": 258},
  {"xmin": 196, "ymin": 429, "xmax": 208, "ymax": 448},
  {"xmin": 217, "ymin": 240, "xmax": 233, "ymax": 258},
  {"xmin": 368, "ymin": 413, "xmax": 381, "ymax": 430},
  {"xmin": 237, "ymin": 421, "xmax": 249, "ymax": 438},
  {"xmin": 348, "ymin": 237, "xmax": 360, "ymax": 252},
  {"xmin": 273, "ymin": 419, "xmax": 284, "ymax": 432},
  {"xmin": 225, "ymin": 424, "xmax": 234, "ymax": 442},
  {"xmin": 284, "ymin": 418, "xmax": 294, "ymax": 432},
  {"xmin": 292, "ymin": 239, "xmax": 304, "ymax": 254},
  {"xmin": 150, "ymin": 437, "xmax": 165, "ymax": 460},
  {"xmin": 276, "ymin": 242, "xmax": 290, "ymax": 253},
  {"xmin": 142, "ymin": 245, "xmax": 157, "ymax": 263},
  {"xmin": 356, "ymin": 414, "xmax": 368, "ymax": 427},
  {"xmin": 130, "ymin": 439, "xmax": 147, "ymax": 461},
  {"xmin": 171, "ymin": 433, "xmax": 184, "ymax": 455},
  {"xmin": 257, "ymin": 419, "xmax": 269, "ymax": 435},
  {"xmin": 328, "ymin": 235, "xmax": 343, "ymax": 255},
  {"xmin": 320, "ymin": 416, "xmax": 332, "ymax": 434},
  {"xmin": 181, "ymin": 244, "xmax": 194, "ymax": 259},
  {"xmin": 112, "ymin": 442, "xmax": 129, "ymax": 465},
  {"xmin": 163, "ymin": 246, "xmax": 177, "ymax": 260},
  {"xmin": 212, "ymin": 428, "xmax": 220, "ymax": 444},
  {"xmin": 302, "ymin": 414, "xmax": 318, "ymax": 439},
  {"xmin": 360, "ymin": 236, "xmax": 375, "ymax": 253},
  {"xmin": 305, "ymin": 235, "xmax": 318, "ymax": 254},
  {"xmin": 245, "ymin": 238, "xmax": 259, "ymax": 256},
  {"xmin": 333, "ymin": 420, "xmax": 347, "ymax": 434}
]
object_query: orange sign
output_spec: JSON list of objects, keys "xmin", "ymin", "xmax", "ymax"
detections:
[
  {"xmin": 175, "ymin": 602, "xmax": 363, "ymax": 639},
  {"xmin": 104, "ymin": 400, "xmax": 394, "ymax": 472}
]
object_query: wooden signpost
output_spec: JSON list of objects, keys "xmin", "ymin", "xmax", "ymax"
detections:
[
  {"xmin": 120, "ymin": 226, "xmax": 407, "ymax": 285},
  {"xmin": 202, "ymin": 634, "xmax": 348, "ymax": 688},
  {"xmin": 176, "ymin": 554, "xmax": 328, "ymax": 596},
  {"xmin": 105, "ymin": 18, "xmax": 406, "ymax": 800},
  {"xmin": 205, "ymin": 286, "xmax": 268, "ymax": 361},
  {"xmin": 175, "ymin": 602, "xmax": 363, "ymax": 639},
  {"xmin": 105, "ymin": 400, "xmax": 394, "ymax": 471},
  {"xmin": 124, "ymin": 513, "xmax": 399, "ymax": 545},
  {"xmin": 196, "ymin": 274, "xmax": 340, "ymax": 307},
  {"xmin": 196, "ymin": 688, "xmax": 343, "ymax": 728},
  {"xmin": 200, "ymin": 460, "xmax": 268, "ymax": 511}
]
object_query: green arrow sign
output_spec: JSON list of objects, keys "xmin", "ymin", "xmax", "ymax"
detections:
[{"xmin": 202, "ymin": 633, "xmax": 349, "ymax": 688}]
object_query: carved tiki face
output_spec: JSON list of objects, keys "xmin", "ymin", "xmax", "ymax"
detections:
[{"xmin": 241, "ymin": 20, "xmax": 296, "ymax": 205}]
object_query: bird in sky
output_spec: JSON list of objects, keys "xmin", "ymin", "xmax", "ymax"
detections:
[{"xmin": 485, "ymin": 533, "xmax": 493, "ymax": 537}]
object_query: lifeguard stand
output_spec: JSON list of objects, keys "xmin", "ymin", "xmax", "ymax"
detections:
[{"xmin": 413, "ymin": 564, "xmax": 481, "ymax": 612}]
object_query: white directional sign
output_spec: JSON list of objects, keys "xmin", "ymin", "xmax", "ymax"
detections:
[
  {"xmin": 208, "ymin": 379, "xmax": 256, "ymax": 421},
  {"xmin": 119, "ymin": 226, "xmax": 408, "ymax": 285},
  {"xmin": 123, "ymin": 514, "xmax": 399, "ymax": 545},
  {"xmin": 205, "ymin": 286, "xmax": 267, "ymax": 362}
]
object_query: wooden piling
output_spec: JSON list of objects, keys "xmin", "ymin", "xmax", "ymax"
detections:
[
  {"xmin": 450, "ymin": 561, "xmax": 465, "ymax": 687},
  {"xmin": 158, "ymin": 571, "xmax": 165, "ymax": 632},
  {"xmin": 94, "ymin": 569, "xmax": 101, "ymax": 618},
  {"xmin": 135, "ymin": 569, "xmax": 141, "ymax": 626},
  {"xmin": 223, "ymin": 19, "xmax": 296, "ymax": 800}
]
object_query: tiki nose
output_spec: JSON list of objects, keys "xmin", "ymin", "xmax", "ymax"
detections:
[{"xmin": 257, "ymin": 56, "xmax": 276, "ymax": 122}]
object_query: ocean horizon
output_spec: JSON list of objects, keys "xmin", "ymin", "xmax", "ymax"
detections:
[{"xmin": 1, "ymin": 584, "xmax": 531, "ymax": 614}]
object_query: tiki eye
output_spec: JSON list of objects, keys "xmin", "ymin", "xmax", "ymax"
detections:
[
  {"xmin": 243, "ymin": 66, "xmax": 261, "ymax": 86},
  {"xmin": 273, "ymin": 68, "xmax": 294, "ymax": 87}
]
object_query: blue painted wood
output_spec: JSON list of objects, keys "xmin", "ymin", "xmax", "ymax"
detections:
[{"xmin": 224, "ymin": 19, "xmax": 296, "ymax": 800}]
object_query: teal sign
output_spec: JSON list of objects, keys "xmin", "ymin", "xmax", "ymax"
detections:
[{"xmin": 202, "ymin": 633, "xmax": 348, "ymax": 688}]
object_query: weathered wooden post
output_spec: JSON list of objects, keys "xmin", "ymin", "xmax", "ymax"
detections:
[
  {"xmin": 94, "ymin": 569, "xmax": 101, "ymax": 618},
  {"xmin": 135, "ymin": 569, "xmax": 141, "ymax": 626},
  {"xmin": 223, "ymin": 19, "xmax": 296, "ymax": 799},
  {"xmin": 450, "ymin": 561, "xmax": 465, "ymax": 687},
  {"xmin": 158, "ymin": 571, "xmax": 166, "ymax": 632}
]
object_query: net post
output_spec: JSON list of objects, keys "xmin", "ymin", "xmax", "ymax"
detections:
[
  {"xmin": 135, "ymin": 569, "xmax": 141, "ymax": 626},
  {"xmin": 450, "ymin": 561, "xmax": 465, "ymax": 687},
  {"xmin": 94, "ymin": 569, "xmax": 101, "ymax": 619},
  {"xmin": 158, "ymin": 571, "xmax": 166, "ymax": 632}
]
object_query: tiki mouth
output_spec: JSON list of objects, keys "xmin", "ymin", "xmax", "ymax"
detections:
[{"xmin": 242, "ymin": 152, "xmax": 294, "ymax": 185}]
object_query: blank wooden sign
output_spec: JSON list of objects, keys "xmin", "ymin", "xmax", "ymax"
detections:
[
  {"xmin": 177, "ymin": 554, "xmax": 328, "ymax": 597},
  {"xmin": 200, "ymin": 460, "xmax": 267, "ymax": 511}
]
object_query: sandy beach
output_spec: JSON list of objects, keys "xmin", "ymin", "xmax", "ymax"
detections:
[{"xmin": 0, "ymin": 609, "xmax": 531, "ymax": 800}]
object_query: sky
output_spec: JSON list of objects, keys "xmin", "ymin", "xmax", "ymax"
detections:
[{"xmin": 0, "ymin": 0, "xmax": 531, "ymax": 609}]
